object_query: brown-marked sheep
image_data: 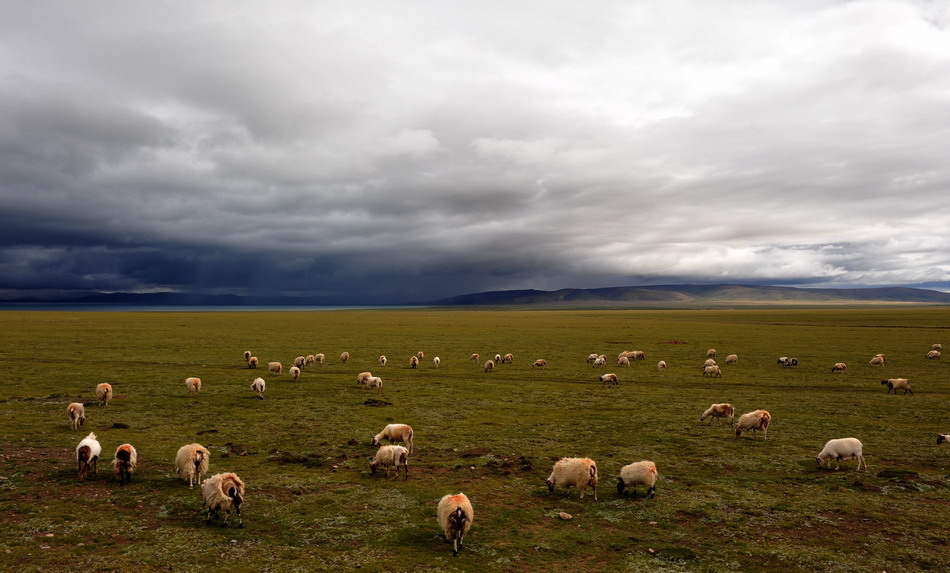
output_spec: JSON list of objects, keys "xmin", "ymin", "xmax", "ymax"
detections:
[
  {"xmin": 96, "ymin": 383, "xmax": 112, "ymax": 407},
  {"xmin": 599, "ymin": 372, "xmax": 619, "ymax": 388},
  {"xmin": 112, "ymin": 443, "xmax": 137, "ymax": 485},
  {"xmin": 700, "ymin": 403, "xmax": 735, "ymax": 427},
  {"xmin": 438, "ymin": 493, "xmax": 474, "ymax": 557},
  {"xmin": 243, "ymin": 350, "xmax": 251, "ymax": 362},
  {"xmin": 533, "ymin": 359, "xmax": 547, "ymax": 368},
  {"xmin": 617, "ymin": 356, "xmax": 630, "ymax": 367},
  {"xmin": 831, "ymin": 362, "xmax": 848, "ymax": 373},
  {"xmin": 735, "ymin": 409, "xmax": 771, "ymax": 439},
  {"xmin": 369, "ymin": 445, "xmax": 409, "ymax": 480},
  {"xmin": 202, "ymin": 472, "xmax": 245, "ymax": 527},
  {"xmin": 617, "ymin": 461, "xmax": 658, "ymax": 498},
  {"xmin": 185, "ymin": 376, "xmax": 201, "ymax": 395},
  {"xmin": 248, "ymin": 356, "xmax": 259, "ymax": 369},
  {"xmin": 250, "ymin": 377, "xmax": 265, "ymax": 399},
  {"xmin": 470, "ymin": 353, "xmax": 480, "ymax": 363},
  {"xmin": 501, "ymin": 353, "xmax": 513, "ymax": 364},
  {"xmin": 816, "ymin": 437, "xmax": 866, "ymax": 471},
  {"xmin": 546, "ymin": 457, "xmax": 598, "ymax": 500},
  {"xmin": 881, "ymin": 378, "xmax": 912, "ymax": 395},
  {"xmin": 657, "ymin": 360, "xmax": 668, "ymax": 371},
  {"xmin": 76, "ymin": 432, "xmax": 101, "ymax": 482},
  {"xmin": 417, "ymin": 351, "xmax": 425, "ymax": 359},
  {"xmin": 67, "ymin": 402, "xmax": 86, "ymax": 430},
  {"xmin": 484, "ymin": 360, "xmax": 494, "ymax": 372},
  {"xmin": 268, "ymin": 361, "xmax": 283, "ymax": 375},
  {"xmin": 356, "ymin": 371, "xmax": 373, "ymax": 385},
  {"xmin": 370, "ymin": 423, "xmax": 414, "ymax": 454},
  {"xmin": 175, "ymin": 443, "xmax": 210, "ymax": 489}
]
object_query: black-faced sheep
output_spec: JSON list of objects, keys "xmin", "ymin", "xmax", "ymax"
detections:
[
  {"xmin": 369, "ymin": 444, "xmax": 409, "ymax": 480},
  {"xmin": 185, "ymin": 377, "xmax": 201, "ymax": 395},
  {"xmin": 881, "ymin": 378, "xmax": 912, "ymax": 395},
  {"xmin": 734, "ymin": 409, "xmax": 771, "ymax": 439},
  {"xmin": 832, "ymin": 362, "xmax": 848, "ymax": 373},
  {"xmin": 937, "ymin": 434, "xmax": 949, "ymax": 445},
  {"xmin": 816, "ymin": 437, "xmax": 866, "ymax": 471},
  {"xmin": 293, "ymin": 356, "xmax": 306, "ymax": 368},
  {"xmin": 599, "ymin": 372, "xmax": 619, "ymax": 388},
  {"xmin": 67, "ymin": 402, "xmax": 86, "ymax": 430},
  {"xmin": 370, "ymin": 423, "xmax": 414, "ymax": 454},
  {"xmin": 250, "ymin": 377, "xmax": 265, "ymax": 399},
  {"xmin": 112, "ymin": 443, "xmax": 137, "ymax": 485},
  {"xmin": 356, "ymin": 371, "xmax": 373, "ymax": 385},
  {"xmin": 616, "ymin": 461, "xmax": 658, "ymax": 498},
  {"xmin": 931, "ymin": 344, "xmax": 942, "ymax": 351},
  {"xmin": 416, "ymin": 351, "xmax": 425, "ymax": 360},
  {"xmin": 202, "ymin": 472, "xmax": 245, "ymax": 527},
  {"xmin": 175, "ymin": 443, "xmax": 210, "ymax": 489},
  {"xmin": 470, "ymin": 353, "xmax": 480, "ymax": 363},
  {"xmin": 533, "ymin": 359, "xmax": 547, "ymax": 368},
  {"xmin": 546, "ymin": 457, "xmax": 598, "ymax": 500},
  {"xmin": 248, "ymin": 356, "xmax": 259, "ymax": 369},
  {"xmin": 96, "ymin": 383, "xmax": 112, "ymax": 407},
  {"xmin": 438, "ymin": 493, "xmax": 474, "ymax": 557},
  {"xmin": 700, "ymin": 403, "xmax": 735, "ymax": 427},
  {"xmin": 268, "ymin": 361, "xmax": 283, "ymax": 375},
  {"xmin": 76, "ymin": 432, "xmax": 101, "ymax": 482},
  {"xmin": 244, "ymin": 350, "xmax": 251, "ymax": 362}
]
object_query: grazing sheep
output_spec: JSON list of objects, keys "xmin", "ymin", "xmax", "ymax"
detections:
[
  {"xmin": 734, "ymin": 409, "xmax": 771, "ymax": 439},
  {"xmin": 341, "ymin": 351, "xmax": 350, "ymax": 364},
  {"xmin": 470, "ymin": 353, "xmax": 480, "ymax": 363},
  {"xmin": 202, "ymin": 472, "xmax": 245, "ymax": 527},
  {"xmin": 379, "ymin": 355, "xmax": 388, "ymax": 366},
  {"xmin": 725, "ymin": 354, "xmax": 738, "ymax": 364},
  {"xmin": 831, "ymin": 362, "xmax": 848, "ymax": 373},
  {"xmin": 657, "ymin": 360, "xmax": 668, "ymax": 371},
  {"xmin": 592, "ymin": 356, "xmax": 607, "ymax": 367},
  {"xmin": 868, "ymin": 355, "xmax": 885, "ymax": 367},
  {"xmin": 433, "ymin": 356, "xmax": 441, "ymax": 368},
  {"xmin": 438, "ymin": 493, "xmax": 474, "ymax": 557},
  {"xmin": 417, "ymin": 351, "xmax": 425, "ymax": 359},
  {"xmin": 707, "ymin": 349, "xmax": 717, "ymax": 358},
  {"xmin": 546, "ymin": 457, "xmax": 598, "ymax": 500},
  {"xmin": 784, "ymin": 357, "xmax": 799, "ymax": 367},
  {"xmin": 881, "ymin": 378, "xmax": 912, "ymax": 395},
  {"xmin": 370, "ymin": 423, "xmax": 414, "ymax": 454},
  {"xmin": 175, "ymin": 443, "xmax": 211, "ymax": 489},
  {"xmin": 67, "ymin": 402, "xmax": 86, "ymax": 430},
  {"xmin": 289, "ymin": 366, "xmax": 301, "ymax": 382},
  {"xmin": 410, "ymin": 355, "xmax": 419, "ymax": 369},
  {"xmin": 356, "ymin": 371, "xmax": 373, "ymax": 385},
  {"xmin": 501, "ymin": 353, "xmax": 513, "ymax": 364},
  {"xmin": 587, "ymin": 353, "xmax": 600, "ymax": 363},
  {"xmin": 268, "ymin": 361, "xmax": 283, "ymax": 375},
  {"xmin": 96, "ymin": 383, "xmax": 113, "ymax": 407},
  {"xmin": 112, "ymin": 443, "xmax": 138, "ymax": 485},
  {"xmin": 484, "ymin": 360, "xmax": 494, "ymax": 372},
  {"xmin": 533, "ymin": 359, "xmax": 547, "ymax": 368},
  {"xmin": 704, "ymin": 358, "xmax": 717, "ymax": 367},
  {"xmin": 76, "ymin": 432, "xmax": 101, "ymax": 482},
  {"xmin": 777, "ymin": 356, "xmax": 789, "ymax": 366},
  {"xmin": 293, "ymin": 356, "xmax": 306, "ymax": 368},
  {"xmin": 927, "ymin": 350, "xmax": 941, "ymax": 360},
  {"xmin": 243, "ymin": 350, "xmax": 251, "ymax": 362},
  {"xmin": 616, "ymin": 461, "xmax": 658, "ymax": 498},
  {"xmin": 250, "ymin": 377, "xmax": 265, "ymax": 399},
  {"xmin": 816, "ymin": 437, "xmax": 866, "ymax": 471},
  {"xmin": 248, "ymin": 356, "xmax": 259, "ymax": 369},
  {"xmin": 617, "ymin": 356, "xmax": 630, "ymax": 367},
  {"xmin": 314, "ymin": 353, "xmax": 325, "ymax": 364},
  {"xmin": 630, "ymin": 350, "xmax": 645, "ymax": 361},
  {"xmin": 364, "ymin": 376, "xmax": 383, "ymax": 389},
  {"xmin": 937, "ymin": 434, "xmax": 949, "ymax": 445},
  {"xmin": 369, "ymin": 444, "xmax": 409, "ymax": 480},
  {"xmin": 599, "ymin": 373, "xmax": 619, "ymax": 388},
  {"xmin": 305, "ymin": 354, "xmax": 315, "ymax": 366},
  {"xmin": 494, "ymin": 354, "xmax": 502, "ymax": 364},
  {"xmin": 702, "ymin": 365, "xmax": 722, "ymax": 377},
  {"xmin": 931, "ymin": 344, "xmax": 942, "ymax": 351},
  {"xmin": 185, "ymin": 376, "xmax": 202, "ymax": 395},
  {"xmin": 700, "ymin": 403, "xmax": 735, "ymax": 427}
]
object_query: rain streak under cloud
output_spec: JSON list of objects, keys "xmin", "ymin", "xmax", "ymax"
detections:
[{"xmin": 1, "ymin": 0, "xmax": 949, "ymax": 303}]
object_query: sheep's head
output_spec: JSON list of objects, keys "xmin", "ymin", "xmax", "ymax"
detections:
[
  {"xmin": 368, "ymin": 458, "xmax": 378, "ymax": 473},
  {"xmin": 545, "ymin": 478, "xmax": 554, "ymax": 493},
  {"xmin": 616, "ymin": 477, "xmax": 626, "ymax": 496},
  {"xmin": 369, "ymin": 432, "xmax": 380, "ymax": 447},
  {"xmin": 938, "ymin": 435, "xmax": 948, "ymax": 445}
]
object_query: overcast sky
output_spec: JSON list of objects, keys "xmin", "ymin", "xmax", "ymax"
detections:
[{"xmin": 1, "ymin": 1, "xmax": 949, "ymax": 303}]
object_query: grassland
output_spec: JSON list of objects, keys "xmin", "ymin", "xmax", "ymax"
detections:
[{"xmin": 0, "ymin": 307, "xmax": 948, "ymax": 572}]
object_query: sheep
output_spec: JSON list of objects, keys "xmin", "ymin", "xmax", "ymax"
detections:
[
  {"xmin": 784, "ymin": 357, "xmax": 799, "ymax": 367},
  {"xmin": 816, "ymin": 437, "xmax": 866, "ymax": 471},
  {"xmin": 67, "ymin": 402, "xmax": 86, "ymax": 431},
  {"xmin": 592, "ymin": 356, "xmax": 607, "ymax": 367},
  {"xmin": 533, "ymin": 359, "xmax": 547, "ymax": 368},
  {"xmin": 546, "ymin": 457, "xmax": 598, "ymax": 500},
  {"xmin": 617, "ymin": 356, "xmax": 630, "ymax": 367},
  {"xmin": 438, "ymin": 493, "xmax": 474, "ymax": 557},
  {"xmin": 599, "ymin": 372, "xmax": 619, "ymax": 388},
  {"xmin": 379, "ymin": 355, "xmax": 388, "ymax": 366},
  {"xmin": 340, "ymin": 351, "xmax": 350, "ymax": 364},
  {"xmin": 356, "ymin": 371, "xmax": 373, "ymax": 385},
  {"xmin": 112, "ymin": 443, "xmax": 138, "ymax": 486},
  {"xmin": 630, "ymin": 350, "xmax": 645, "ymax": 361},
  {"xmin": 868, "ymin": 355, "xmax": 885, "ymax": 367},
  {"xmin": 370, "ymin": 423, "xmax": 414, "ymax": 454},
  {"xmin": 76, "ymin": 432, "xmax": 101, "ymax": 482},
  {"xmin": 702, "ymin": 365, "xmax": 722, "ymax": 377},
  {"xmin": 725, "ymin": 354, "xmax": 738, "ymax": 364},
  {"xmin": 470, "ymin": 353, "xmax": 480, "ymax": 363},
  {"xmin": 927, "ymin": 350, "xmax": 941, "ymax": 360},
  {"xmin": 368, "ymin": 444, "xmax": 409, "ymax": 480},
  {"xmin": 293, "ymin": 356, "xmax": 306, "ymax": 368},
  {"xmin": 248, "ymin": 356, "xmax": 259, "ymax": 369},
  {"xmin": 268, "ymin": 361, "xmax": 283, "ymax": 375},
  {"xmin": 417, "ymin": 351, "xmax": 425, "ymax": 360},
  {"xmin": 314, "ymin": 353, "xmax": 325, "ymax": 364},
  {"xmin": 777, "ymin": 356, "xmax": 789, "ymax": 366},
  {"xmin": 657, "ymin": 360, "xmax": 668, "ymax": 371},
  {"xmin": 616, "ymin": 460, "xmax": 658, "ymax": 498},
  {"xmin": 931, "ymin": 344, "xmax": 942, "ymax": 351},
  {"xmin": 707, "ymin": 349, "xmax": 717, "ymax": 358},
  {"xmin": 410, "ymin": 355, "xmax": 419, "ymax": 369},
  {"xmin": 704, "ymin": 358, "xmax": 717, "ymax": 367},
  {"xmin": 700, "ymin": 403, "xmax": 735, "ymax": 426},
  {"xmin": 937, "ymin": 434, "xmax": 949, "ymax": 445},
  {"xmin": 364, "ymin": 376, "xmax": 383, "ymax": 389},
  {"xmin": 243, "ymin": 350, "xmax": 251, "ymax": 362},
  {"xmin": 501, "ymin": 353, "xmax": 513, "ymax": 364},
  {"xmin": 881, "ymin": 378, "xmax": 912, "ymax": 395},
  {"xmin": 96, "ymin": 383, "xmax": 112, "ymax": 407},
  {"xmin": 433, "ymin": 356, "xmax": 441, "ymax": 368},
  {"xmin": 250, "ymin": 377, "xmax": 265, "ymax": 399},
  {"xmin": 831, "ymin": 362, "xmax": 848, "ymax": 373},
  {"xmin": 175, "ymin": 443, "xmax": 211, "ymax": 489},
  {"xmin": 494, "ymin": 354, "xmax": 502, "ymax": 364},
  {"xmin": 484, "ymin": 360, "xmax": 494, "ymax": 372},
  {"xmin": 734, "ymin": 409, "xmax": 771, "ymax": 439},
  {"xmin": 587, "ymin": 353, "xmax": 600, "ymax": 363},
  {"xmin": 185, "ymin": 376, "xmax": 202, "ymax": 395},
  {"xmin": 289, "ymin": 366, "xmax": 301, "ymax": 382},
  {"xmin": 202, "ymin": 472, "xmax": 245, "ymax": 527},
  {"xmin": 305, "ymin": 354, "xmax": 315, "ymax": 366}
]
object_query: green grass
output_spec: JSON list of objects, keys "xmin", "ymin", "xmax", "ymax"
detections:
[{"xmin": 1, "ymin": 307, "xmax": 948, "ymax": 572}]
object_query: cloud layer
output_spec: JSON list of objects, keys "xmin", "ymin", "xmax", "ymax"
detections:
[{"xmin": 2, "ymin": 1, "xmax": 949, "ymax": 302}]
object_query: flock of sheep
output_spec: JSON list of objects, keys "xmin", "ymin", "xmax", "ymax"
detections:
[{"xmin": 62, "ymin": 341, "xmax": 946, "ymax": 557}]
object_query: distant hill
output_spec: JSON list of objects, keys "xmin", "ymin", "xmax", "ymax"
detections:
[{"xmin": 431, "ymin": 284, "xmax": 950, "ymax": 307}]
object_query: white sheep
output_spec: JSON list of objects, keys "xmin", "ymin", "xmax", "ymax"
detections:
[
  {"xmin": 616, "ymin": 461, "xmax": 658, "ymax": 498},
  {"xmin": 243, "ymin": 350, "xmax": 251, "ymax": 362},
  {"xmin": 599, "ymin": 372, "xmax": 619, "ymax": 388},
  {"xmin": 700, "ymin": 403, "xmax": 735, "ymax": 426},
  {"xmin": 657, "ymin": 360, "xmax": 668, "ymax": 371},
  {"xmin": 356, "ymin": 371, "xmax": 373, "ymax": 385},
  {"xmin": 592, "ymin": 356, "xmax": 607, "ymax": 367},
  {"xmin": 268, "ymin": 361, "xmax": 283, "ymax": 375},
  {"xmin": 410, "ymin": 355, "xmax": 419, "ymax": 369},
  {"xmin": 433, "ymin": 356, "xmax": 441, "ymax": 368},
  {"xmin": 364, "ymin": 376, "xmax": 383, "ymax": 389},
  {"xmin": 67, "ymin": 402, "xmax": 86, "ymax": 430},
  {"xmin": 881, "ymin": 378, "xmax": 912, "ymax": 395},
  {"xmin": 293, "ymin": 355, "xmax": 306, "ymax": 368},
  {"xmin": 831, "ymin": 362, "xmax": 848, "ymax": 373},
  {"xmin": 868, "ymin": 355, "xmax": 885, "ymax": 367},
  {"xmin": 76, "ymin": 432, "xmax": 101, "ymax": 481},
  {"xmin": 370, "ymin": 423, "xmax": 414, "ymax": 454},
  {"xmin": 248, "ymin": 356, "xmax": 259, "ymax": 369},
  {"xmin": 175, "ymin": 443, "xmax": 211, "ymax": 489},
  {"xmin": 96, "ymin": 383, "xmax": 113, "ymax": 407},
  {"xmin": 494, "ymin": 354, "xmax": 501, "ymax": 364},
  {"xmin": 417, "ymin": 351, "xmax": 425, "ymax": 360},
  {"xmin": 734, "ymin": 409, "xmax": 771, "ymax": 439},
  {"xmin": 777, "ymin": 356, "xmax": 789, "ymax": 366},
  {"xmin": 202, "ymin": 472, "xmax": 245, "ymax": 527},
  {"xmin": 470, "ymin": 353, "xmax": 480, "ymax": 363},
  {"xmin": 937, "ymin": 434, "xmax": 949, "ymax": 445},
  {"xmin": 369, "ymin": 444, "xmax": 409, "ymax": 480},
  {"xmin": 305, "ymin": 354, "xmax": 315, "ymax": 366},
  {"xmin": 341, "ymin": 351, "xmax": 350, "ymax": 364},
  {"xmin": 816, "ymin": 437, "xmax": 866, "ymax": 471},
  {"xmin": 289, "ymin": 366, "xmax": 301, "ymax": 382},
  {"xmin": 484, "ymin": 360, "xmax": 494, "ymax": 372},
  {"xmin": 704, "ymin": 358, "xmax": 717, "ymax": 367},
  {"xmin": 702, "ymin": 365, "xmax": 722, "ymax": 377},
  {"xmin": 379, "ymin": 355, "xmax": 388, "ymax": 366},
  {"xmin": 533, "ymin": 359, "xmax": 547, "ymax": 368},
  {"xmin": 438, "ymin": 493, "xmax": 474, "ymax": 557},
  {"xmin": 501, "ymin": 353, "xmax": 513, "ymax": 364},
  {"xmin": 314, "ymin": 353, "xmax": 325, "ymax": 364},
  {"xmin": 707, "ymin": 349, "xmax": 717, "ymax": 358},
  {"xmin": 617, "ymin": 356, "xmax": 630, "ymax": 367},
  {"xmin": 931, "ymin": 344, "xmax": 942, "ymax": 351},
  {"xmin": 112, "ymin": 443, "xmax": 138, "ymax": 485},
  {"xmin": 546, "ymin": 457, "xmax": 598, "ymax": 500},
  {"xmin": 926, "ymin": 350, "xmax": 941, "ymax": 360},
  {"xmin": 250, "ymin": 377, "xmax": 265, "ymax": 399},
  {"xmin": 185, "ymin": 376, "xmax": 202, "ymax": 395},
  {"xmin": 725, "ymin": 354, "xmax": 738, "ymax": 364},
  {"xmin": 629, "ymin": 350, "xmax": 645, "ymax": 361}
]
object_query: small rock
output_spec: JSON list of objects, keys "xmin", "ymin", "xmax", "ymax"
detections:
[
  {"xmin": 558, "ymin": 512, "xmax": 572, "ymax": 520},
  {"xmin": 649, "ymin": 521, "xmax": 657, "ymax": 525},
  {"xmin": 45, "ymin": 533, "xmax": 54, "ymax": 538},
  {"xmin": 648, "ymin": 548, "xmax": 655, "ymax": 554}
]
